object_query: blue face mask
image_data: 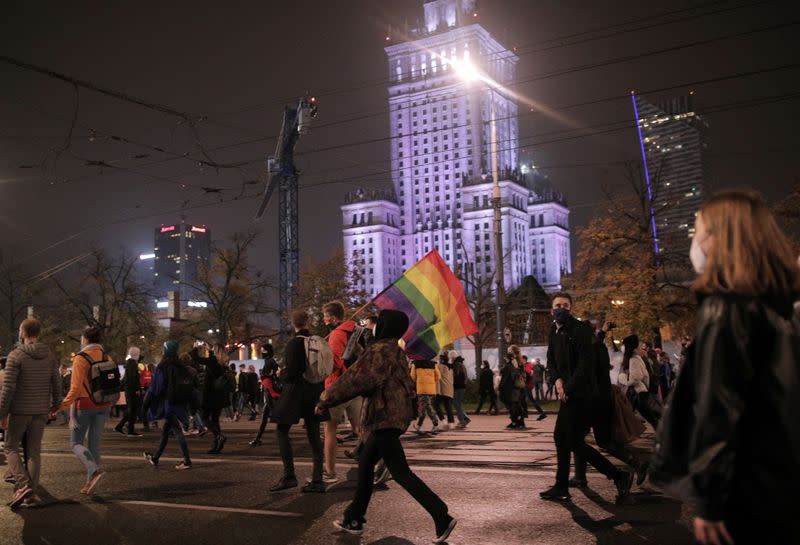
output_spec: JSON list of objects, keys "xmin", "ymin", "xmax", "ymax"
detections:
[{"xmin": 553, "ymin": 307, "xmax": 571, "ymax": 324}]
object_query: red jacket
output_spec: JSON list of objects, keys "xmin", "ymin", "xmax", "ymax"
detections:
[{"xmin": 325, "ymin": 320, "xmax": 357, "ymax": 390}]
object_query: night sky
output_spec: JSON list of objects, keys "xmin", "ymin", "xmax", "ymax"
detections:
[{"xmin": 1, "ymin": 0, "xmax": 798, "ymax": 284}]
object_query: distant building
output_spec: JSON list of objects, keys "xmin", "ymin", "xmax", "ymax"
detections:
[
  {"xmin": 153, "ymin": 222, "xmax": 210, "ymax": 308},
  {"xmin": 340, "ymin": 0, "xmax": 572, "ymax": 297},
  {"xmin": 633, "ymin": 93, "xmax": 708, "ymax": 259}
]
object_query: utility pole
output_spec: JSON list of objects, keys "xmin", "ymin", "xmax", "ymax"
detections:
[
  {"xmin": 255, "ymin": 95, "xmax": 317, "ymax": 329},
  {"xmin": 489, "ymin": 91, "xmax": 507, "ymax": 362}
]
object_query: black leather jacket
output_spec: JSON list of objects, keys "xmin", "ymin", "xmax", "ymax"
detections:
[{"xmin": 652, "ymin": 293, "xmax": 800, "ymax": 533}]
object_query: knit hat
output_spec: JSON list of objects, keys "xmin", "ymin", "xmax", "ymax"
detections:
[
  {"xmin": 127, "ymin": 347, "xmax": 141, "ymax": 361},
  {"xmin": 163, "ymin": 340, "xmax": 179, "ymax": 357},
  {"xmin": 447, "ymin": 350, "xmax": 460, "ymax": 362},
  {"xmin": 622, "ymin": 335, "xmax": 639, "ymax": 352}
]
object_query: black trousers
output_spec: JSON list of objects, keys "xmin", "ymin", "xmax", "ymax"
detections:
[
  {"xmin": 344, "ymin": 428, "xmax": 448, "ymax": 524},
  {"xmin": 434, "ymin": 396, "xmax": 454, "ymax": 424},
  {"xmin": 254, "ymin": 398, "xmax": 273, "ymax": 441},
  {"xmin": 554, "ymin": 399, "xmax": 618, "ymax": 488},
  {"xmin": 525, "ymin": 389, "xmax": 545, "ymax": 415},
  {"xmin": 574, "ymin": 394, "xmax": 643, "ymax": 478},
  {"xmin": 277, "ymin": 420, "xmax": 322, "ymax": 482},
  {"xmin": 202, "ymin": 408, "xmax": 223, "ymax": 441},
  {"xmin": 476, "ymin": 389, "xmax": 498, "ymax": 413},
  {"xmin": 115, "ymin": 393, "xmax": 139, "ymax": 434}
]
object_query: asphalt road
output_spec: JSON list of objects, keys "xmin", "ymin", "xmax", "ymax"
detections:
[{"xmin": 0, "ymin": 414, "xmax": 696, "ymax": 545}]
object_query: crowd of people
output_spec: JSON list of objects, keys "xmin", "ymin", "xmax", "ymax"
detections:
[{"xmin": 0, "ymin": 189, "xmax": 797, "ymax": 544}]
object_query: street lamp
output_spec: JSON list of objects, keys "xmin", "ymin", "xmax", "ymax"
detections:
[{"xmin": 454, "ymin": 58, "xmax": 508, "ymax": 361}]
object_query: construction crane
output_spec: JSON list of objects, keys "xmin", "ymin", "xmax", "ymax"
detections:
[{"xmin": 254, "ymin": 95, "xmax": 317, "ymax": 327}]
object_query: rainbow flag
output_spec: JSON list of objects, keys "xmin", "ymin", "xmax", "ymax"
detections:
[{"xmin": 373, "ymin": 250, "xmax": 478, "ymax": 360}]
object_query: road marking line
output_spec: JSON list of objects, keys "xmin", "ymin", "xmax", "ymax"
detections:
[
  {"xmin": 118, "ymin": 500, "xmax": 302, "ymax": 518},
  {"xmin": 42, "ymin": 452, "xmax": 562, "ymax": 477}
]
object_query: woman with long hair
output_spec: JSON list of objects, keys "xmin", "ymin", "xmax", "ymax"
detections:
[
  {"xmin": 618, "ymin": 335, "xmax": 660, "ymax": 429},
  {"xmin": 652, "ymin": 190, "xmax": 800, "ymax": 544}
]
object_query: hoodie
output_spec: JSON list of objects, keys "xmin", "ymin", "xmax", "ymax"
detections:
[
  {"xmin": 0, "ymin": 342, "xmax": 61, "ymax": 418},
  {"xmin": 318, "ymin": 309, "xmax": 416, "ymax": 433}
]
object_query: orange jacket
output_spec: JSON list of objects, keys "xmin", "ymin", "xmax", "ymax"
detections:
[
  {"xmin": 60, "ymin": 344, "xmax": 114, "ymax": 410},
  {"xmin": 410, "ymin": 363, "xmax": 441, "ymax": 396}
]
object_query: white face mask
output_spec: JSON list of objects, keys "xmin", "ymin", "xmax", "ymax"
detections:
[{"xmin": 690, "ymin": 236, "xmax": 707, "ymax": 274}]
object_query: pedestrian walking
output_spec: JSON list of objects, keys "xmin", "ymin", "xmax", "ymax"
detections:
[
  {"xmin": 143, "ymin": 345, "xmax": 194, "ymax": 470},
  {"xmin": 114, "ymin": 347, "xmax": 143, "ymax": 437},
  {"xmin": 433, "ymin": 351, "xmax": 455, "ymax": 430},
  {"xmin": 0, "ymin": 318, "xmax": 62, "ymax": 508},
  {"xmin": 190, "ymin": 343, "xmax": 230, "ymax": 454},
  {"xmin": 411, "ymin": 359, "xmax": 441, "ymax": 433},
  {"xmin": 523, "ymin": 355, "xmax": 547, "ymax": 422},
  {"xmin": 249, "ymin": 345, "xmax": 280, "ymax": 447},
  {"xmin": 572, "ymin": 321, "xmax": 648, "ymax": 496},
  {"xmin": 474, "ymin": 361, "xmax": 498, "ymax": 415},
  {"xmin": 450, "ymin": 353, "xmax": 470, "ymax": 428},
  {"xmin": 540, "ymin": 293, "xmax": 633, "ymax": 503},
  {"xmin": 321, "ymin": 309, "xmax": 457, "ymax": 543},
  {"xmin": 59, "ymin": 325, "xmax": 117, "ymax": 495},
  {"xmin": 269, "ymin": 310, "xmax": 329, "ymax": 493},
  {"xmin": 652, "ymin": 190, "xmax": 800, "ymax": 544},
  {"xmin": 499, "ymin": 349, "xmax": 526, "ymax": 429},
  {"xmin": 533, "ymin": 358, "xmax": 545, "ymax": 401},
  {"xmin": 617, "ymin": 336, "xmax": 661, "ymax": 429},
  {"xmin": 320, "ymin": 301, "xmax": 363, "ymax": 484}
]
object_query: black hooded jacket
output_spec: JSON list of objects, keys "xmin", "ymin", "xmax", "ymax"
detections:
[{"xmin": 545, "ymin": 315, "xmax": 595, "ymax": 399}]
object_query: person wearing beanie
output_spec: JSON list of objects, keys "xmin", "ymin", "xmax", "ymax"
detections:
[
  {"xmin": 114, "ymin": 347, "xmax": 144, "ymax": 437},
  {"xmin": 143, "ymin": 342, "xmax": 194, "ymax": 470},
  {"xmin": 320, "ymin": 309, "xmax": 457, "ymax": 543}
]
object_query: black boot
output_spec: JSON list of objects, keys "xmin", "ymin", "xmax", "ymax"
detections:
[
  {"xmin": 207, "ymin": 435, "xmax": 221, "ymax": 454},
  {"xmin": 270, "ymin": 475, "xmax": 298, "ymax": 492}
]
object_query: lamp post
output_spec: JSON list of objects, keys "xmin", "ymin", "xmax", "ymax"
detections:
[{"xmin": 454, "ymin": 59, "xmax": 507, "ymax": 361}]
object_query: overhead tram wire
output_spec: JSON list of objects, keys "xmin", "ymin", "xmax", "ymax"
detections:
[
  {"xmin": 18, "ymin": 90, "xmax": 799, "ymax": 262},
  {"xmin": 294, "ymin": 63, "xmax": 799, "ymax": 182},
  {"xmin": 8, "ymin": 18, "xmax": 795, "ymax": 193},
  {"xmin": 219, "ymin": 0, "xmax": 767, "ymax": 116},
  {"xmin": 294, "ymin": 89, "xmax": 800, "ymax": 192},
  {"xmin": 33, "ymin": 60, "xmax": 800, "ymax": 194}
]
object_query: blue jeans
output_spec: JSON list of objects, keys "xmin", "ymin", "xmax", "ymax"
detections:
[
  {"xmin": 71, "ymin": 407, "xmax": 109, "ymax": 481},
  {"xmin": 453, "ymin": 389, "xmax": 471, "ymax": 424},
  {"xmin": 154, "ymin": 413, "xmax": 191, "ymax": 463}
]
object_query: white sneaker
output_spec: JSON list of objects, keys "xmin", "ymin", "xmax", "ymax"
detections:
[
  {"xmin": 412, "ymin": 422, "xmax": 421, "ymax": 433},
  {"xmin": 440, "ymin": 423, "xmax": 450, "ymax": 431},
  {"xmin": 306, "ymin": 471, "xmax": 339, "ymax": 484}
]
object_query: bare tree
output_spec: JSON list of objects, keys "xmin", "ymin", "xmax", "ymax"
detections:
[
  {"xmin": 183, "ymin": 231, "xmax": 276, "ymax": 344},
  {"xmin": 455, "ymin": 248, "xmax": 497, "ymax": 377},
  {"xmin": 0, "ymin": 254, "xmax": 35, "ymax": 352},
  {"xmin": 49, "ymin": 249, "xmax": 158, "ymax": 360}
]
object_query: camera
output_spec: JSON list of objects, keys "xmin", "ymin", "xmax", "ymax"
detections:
[{"xmin": 607, "ymin": 322, "xmax": 617, "ymax": 330}]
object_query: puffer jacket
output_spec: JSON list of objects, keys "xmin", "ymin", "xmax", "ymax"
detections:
[
  {"xmin": 436, "ymin": 363, "xmax": 454, "ymax": 398},
  {"xmin": 651, "ymin": 293, "xmax": 800, "ymax": 540},
  {"xmin": 0, "ymin": 342, "xmax": 61, "ymax": 418},
  {"xmin": 411, "ymin": 360, "xmax": 441, "ymax": 395}
]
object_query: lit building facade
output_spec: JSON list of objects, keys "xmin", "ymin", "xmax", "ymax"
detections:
[
  {"xmin": 153, "ymin": 222, "xmax": 211, "ymax": 307},
  {"xmin": 633, "ymin": 94, "xmax": 708, "ymax": 259},
  {"xmin": 341, "ymin": 0, "xmax": 572, "ymax": 296}
]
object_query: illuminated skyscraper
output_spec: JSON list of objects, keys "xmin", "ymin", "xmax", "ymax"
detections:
[
  {"xmin": 633, "ymin": 93, "xmax": 708, "ymax": 259},
  {"xmin": 153, "ymin": 222, "xmax": 210, "ymax": 307},
  {"xmin": 341, "ymin": 0, "xmax": 572, "ymax": 296}
]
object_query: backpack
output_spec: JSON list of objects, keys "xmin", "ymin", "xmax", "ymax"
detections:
[
  {"xmin": 168, "ymin": 364, "xmax": 197, "ymax": 404},
  {"xmin": 139, "ymin": 369, "xmax": 153, "ymax": 389},
  {"xmin": 300, "ymin": 335, "xmax": 334, "ymax": 384},
  {"xmin": 78, "ymin": 350, "xmax": 121, "ymax": 404}
]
